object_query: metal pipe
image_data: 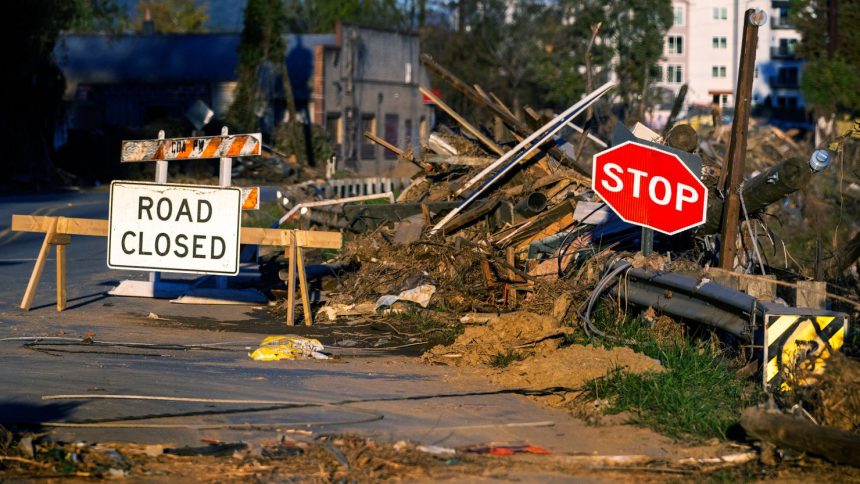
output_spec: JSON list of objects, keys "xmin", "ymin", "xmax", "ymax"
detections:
[
  {"xmin": 514, "ymin": 192, "xmax": 548, "ymax": 217},
  {"xmin": 276, "ymin": 192, "xmax": 395, "ymax": 227}
]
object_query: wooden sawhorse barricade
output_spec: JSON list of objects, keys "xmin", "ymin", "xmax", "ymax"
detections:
[{"xmin": 11, "ymin": 214, "xmax": 342, "ymax": 325}]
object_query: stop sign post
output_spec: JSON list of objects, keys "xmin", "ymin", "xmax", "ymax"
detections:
[{"xmin": 592, "ymin": 141, "xmax": 708, "ymax": 248}]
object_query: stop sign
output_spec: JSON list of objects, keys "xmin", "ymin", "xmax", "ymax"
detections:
[{"xmin": 592, "ymin": 140, "xmax": 708, "ymax": 235}]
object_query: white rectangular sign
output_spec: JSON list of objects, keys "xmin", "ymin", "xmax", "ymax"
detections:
[{"xmin": 108, "ymin": 181, "xmax": 242, "ymax": 275}]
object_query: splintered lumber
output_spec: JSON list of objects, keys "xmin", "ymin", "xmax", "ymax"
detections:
[
  {"xmin": 741, "ymin": 407, "xmax": 860, "ymax": 466},
  {"xmin": 430, "ymin": 82, "xmax": 614, "ymax": 235},
  {"xmin": 442, "ymin": 194, "xmax": 502, "ymax": 235},
  {"xmin": 421, "ymin": 54, "xmax": 591, "ymax": 176},
  {"xmin": 362, "ymin": 131, "xmax": 428, "ymax": 171},
  {"xmin": 423, "ymin": 155, "xmax": 493, "ymax": 166},
  {"xmin": 419, "ymin": 86, "xmax": 504, "ymax": 156},
  {"xmin": 12, "ymin": 215, "xmax": 342, "ymax": 249},
  {"xmin": 492, "ymin": 200, "xmax": 577, "ymax": 248}
]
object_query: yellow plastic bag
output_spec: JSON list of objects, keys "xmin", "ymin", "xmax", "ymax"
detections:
[{"xmin": 248, "ymin": 335, "xmax": 329, "ymax": 361}]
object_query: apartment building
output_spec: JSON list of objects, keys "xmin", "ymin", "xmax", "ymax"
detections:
[{"xmin": 653, "ymin": 1, "xmax": 804, "ymax": 126}]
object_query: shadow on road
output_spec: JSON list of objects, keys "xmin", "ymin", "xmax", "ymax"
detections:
[
  {"xmin": 0, "ymin": 401, "xmax": 80, "ymax": 432},
  {"xmin": 29, "ymin": 292, "xmax": 110, "ymax": 311}
]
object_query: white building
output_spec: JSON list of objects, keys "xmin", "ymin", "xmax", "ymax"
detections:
[{"xmin": 653, "ymin": 1, "xmax": 804, "ymax": 125}]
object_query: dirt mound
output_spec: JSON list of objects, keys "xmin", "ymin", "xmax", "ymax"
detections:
[
  {"xmin": 491, "ymin": 344, "xmax": 664, "ymax": 407},
  {"xmin": 424, "ymin": 311, "xmax": 570, "ymax": 366}
]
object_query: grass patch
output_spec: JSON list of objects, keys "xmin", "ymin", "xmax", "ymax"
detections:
[
  {"xmin": 388, "ymin": 309, "xmax": 463, "ymax": 347},
  {"xmin": 242, "ymin": 201, "xmax": 294, "ymax": 228},
  {"xmin": 577, "ymin": 304, "xmax": 759, "ymax": 441},
  {"xmin": 488, "ymin": 349, "xmax": 527, "ymax": 368}
]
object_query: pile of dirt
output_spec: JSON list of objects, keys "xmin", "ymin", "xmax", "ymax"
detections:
[
  {"xmin": 491, "ymin": 344, "xmax": 664, "ymax": 399},
  {"xmin": 424, "ymin": 311, "xmax": 572, "ymax": 366}
]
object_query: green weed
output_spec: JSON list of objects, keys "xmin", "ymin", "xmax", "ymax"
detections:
[
  {"xmin": 488, "ymin": 349, "xmax": 527, "ymax": 368},
  {"xmin": 578, "ymin": 303, "xmax": 759, "ymax": 441}
]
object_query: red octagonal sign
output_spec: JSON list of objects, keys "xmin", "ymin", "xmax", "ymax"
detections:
[{"xmin": 592, "ymin": 141, "xmax": 708, "ymax": 235}]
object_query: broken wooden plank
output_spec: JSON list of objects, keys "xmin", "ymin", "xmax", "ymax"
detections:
[
  {"xmin": 12, "ymin": 215, "xmax": 342, "ymax": 249},
  {"xmin": 419, "ymin": 86, "xmax": 505, "ymax": 156},
  {"xmin": 492, "ymin": 200, "xmax": 577, "ymax": 248}
]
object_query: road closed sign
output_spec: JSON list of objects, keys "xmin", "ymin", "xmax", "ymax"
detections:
[{"xmin": 108, "ymin": 181, "xmax": 242, "ymax": 275}]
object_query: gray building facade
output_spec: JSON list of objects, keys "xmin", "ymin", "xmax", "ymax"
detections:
[{"xmin": 314, "ymin": 24, "xmax": 432, "ymax": 175}]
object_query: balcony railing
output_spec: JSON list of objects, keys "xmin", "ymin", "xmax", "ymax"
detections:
[
  {"xmin": 770, "ymin": 46, "xmax": 797, "ymax": 59},
  {"xmin": 768, "ymin": 76, "xmax": 800, "ymax": 89},
  {"xmin": 771, "ymin": 17, "xmax": 793, "ymax": 29}
]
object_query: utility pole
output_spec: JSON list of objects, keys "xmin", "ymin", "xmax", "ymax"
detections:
[{"xmin": 719, "ymin": 9, "xmax": 767, "ymax": 270}]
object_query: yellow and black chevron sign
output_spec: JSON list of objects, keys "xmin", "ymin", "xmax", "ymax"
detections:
[{"xmin": 763, "ymin": 314, "xmax": 847, "ymax": 391}]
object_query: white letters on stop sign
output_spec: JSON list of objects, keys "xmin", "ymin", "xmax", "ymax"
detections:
[{"xmin": 600, "ymin": 162, "xmax": 699, "ymax": 212}]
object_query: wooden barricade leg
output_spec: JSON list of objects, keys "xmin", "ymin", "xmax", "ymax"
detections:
[
  {"xmin": 20, "ymin": 218, "xmax": 58, "ymax": 310},
  {"xmin": 285, "ymin": 232, "xmax": 297, "ymax": 325},
  {"xmin": 296, "ymin": 243, "xmax": 312, "ymax": 326},
  {"xmin": 54, "ymin": 234, "xmax": 71, "ymax": 311}
]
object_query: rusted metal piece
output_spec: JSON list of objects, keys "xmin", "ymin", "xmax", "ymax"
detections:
[{"xmin": 719, "ymin": 9, "xmax": 766, "ymax": 269}]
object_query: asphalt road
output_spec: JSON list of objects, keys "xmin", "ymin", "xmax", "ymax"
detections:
[{"xmin": 0, "ymin": 189, "xmax": 702, "ymax": 460}]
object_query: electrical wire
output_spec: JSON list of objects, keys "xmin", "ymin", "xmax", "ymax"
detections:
[
  {"xmin": 738, "ymin": 182, "xmax": 766, "ymax": 275},
  {"xmin": 579, "ymin": 260, "xmax": 633, "ymax": 341}
]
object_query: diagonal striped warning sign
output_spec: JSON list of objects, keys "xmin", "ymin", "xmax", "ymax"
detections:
[
  {"xmin": 763, "ymin": 314, "xmax": 847, "ymax": 392},
  {"xmin": 121, "ymin": 133, "xmax": 262, "ymax": 162}
]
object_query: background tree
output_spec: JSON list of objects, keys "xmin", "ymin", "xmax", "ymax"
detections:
[
  {"xmin": 791, "ymin": 0, "xmax": 860, "ymax": 115},
  {"xmin": 132, "ymin": 0, "xmax": 209, "ymax": 33},
  {"xmin": 228, "ymin": 0, "xmax": 306, "ymax": 162},
  {"xmin": 282, "ymin": 0, "xmax": 409, "ymax": 33},
  {"xmin": 3, "ymin": 1, "xmax": 120, "ymax": 187}
]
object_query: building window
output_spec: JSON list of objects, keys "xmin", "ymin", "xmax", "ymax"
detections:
[
  {"xmin": 712, "ymin": 36, "xmax": 727, "ymax": 49},
  {"xmin": 673, "ymin": 6, "xmax": 683, "ymax": 26},
  {"xmin": 721, "ymin": 94, "xmax": 730, "ymax": 107},
  {"xmin": 654, "ymin": 65, "xmax": 664, "ymax": 82},
  {"xmin": 713, "ymin": 7, "xmax": 727, "ymax": 20},
  {"xmin": 667, "ymin": 64, "xmax": 683, "ymax": 83},
  {"xmin": 754, "ymin": 66, "xmax": 759, "ymax": 78},
  {"xmin": 712, "ymin": 66, "xmax": 727, "ymax": 78},
  {"xmin": 384, "ymin": 114, "xmax": 399, "ymax": 160},
  {"xmin": 404, "ymin": 119, "xmax": 413, "ymax": 147},
  {"xmin": 325, "ymin": 112, "xmax": 342, "ymax": 153},
  {"xmin": 360, "ymin": 114, "xmax": 376, "ymax": 160},
  {"xmin": 667, "ymin": 36, "xmax": 683, "ymax": 54}
]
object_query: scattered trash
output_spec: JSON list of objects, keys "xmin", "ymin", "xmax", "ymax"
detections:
[
  {"xmin": 462, "ymin": 444, "xmax": 553, "ymax": 456},
  {"xmin": 416, "ymin": 444, "xmax": 456, "ymax": 456},
  {"xmin": 375, "ymin": 273, "xmax": 437, "ymax": 310},
  {"xmin": 248, "ymin": 335, "xmax": 330, "ymax": 361}
]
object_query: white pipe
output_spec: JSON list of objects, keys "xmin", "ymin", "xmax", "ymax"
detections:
[{"xmin": 276, "ymin": 192, "xmax": 395, "ymax": 227}]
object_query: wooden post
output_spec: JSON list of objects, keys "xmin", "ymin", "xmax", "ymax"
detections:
[
  {"xmin": 295, "ymin": 241, "xmax": 312, "ymax": 326},
  {"xmin": 719, "ymin": 9, "xmax": 766, "ymax": 270},
  {"xmin": 797, "ymin": 280, "xmax": 827, "ymax": 309},
  {"xmin": 285, "ymin": 232, "xmax": 297, "ymax": 325},
  {"xmin": 20, "ymin": 217, "xmax": 58, "ymax": 310},
  {"xmin": 53, "ymin": 234, "xmax": 71, "ymax": 311}
]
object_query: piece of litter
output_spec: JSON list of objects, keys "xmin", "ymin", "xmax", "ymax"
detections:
[{"xmin": 249, "ymin": 335, "xmax": 330, "ymax": 361}]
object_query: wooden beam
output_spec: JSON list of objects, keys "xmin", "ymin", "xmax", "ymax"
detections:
[
  {"xmin": 20, "ymin": 218, "xmax": 58, "ymax": 310},
  {"xmin": 56, "ymin": 244, "xmax": 67, "ymax": 312},
  {"xmin": 296, "ymin": 243, "xmax": 312, "ymax": 326},
  {"xmin": 419, "ymin": 86, "xmax": 505, "ymax": 156},
  {"xmin": 286, "ymin": 233, "xmax": 297, "ymax": 325},
  {"xmin": 12, "ymin": 215, "xmax": 343, "ymax": 249}
]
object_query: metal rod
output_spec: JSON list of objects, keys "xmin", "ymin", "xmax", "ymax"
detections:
[
  {"xmin": 277, "ymin": 192, "xmax": 396, "ymax": 227},
  {"xmin": 719, "ymin": 9, "xmax": 766, "ymax": 270},
  {"xmin": 150, "ymin": 129, "xmax": 167, "ymax": 285}
]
